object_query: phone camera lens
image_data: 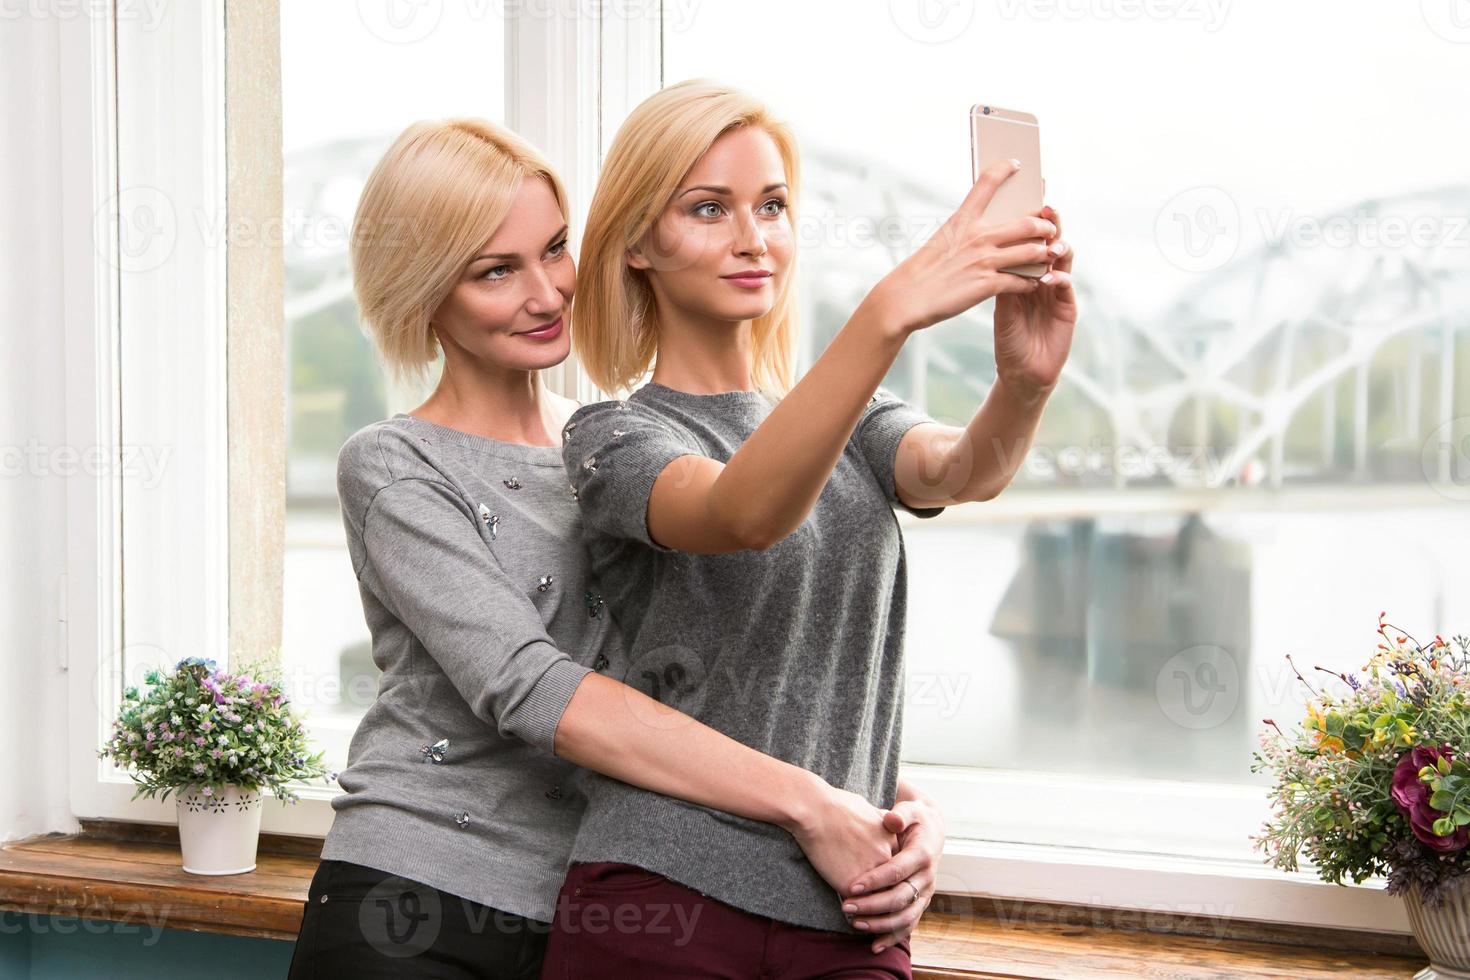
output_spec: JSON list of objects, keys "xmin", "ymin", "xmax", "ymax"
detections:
[{"xmin": 982, "ymin": 106, "xmax": 991, "ymax": 114}]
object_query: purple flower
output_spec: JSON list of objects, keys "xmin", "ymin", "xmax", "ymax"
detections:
[
  {"xmin": 1392, "ymin": 745, "xmax": 1469, "ymax": 853},
  {"xmin": 173, "ymin": 747, "xmax": 185, "ymax": 758}
]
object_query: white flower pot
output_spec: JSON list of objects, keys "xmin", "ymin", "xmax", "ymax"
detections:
[
  {"xmin": 175, "ymin": 783, "xmax": 263, "ymax": 875},
  {"xmin": 1405, "ymin": 878, "xmax": 1470, "ymax": 979}
]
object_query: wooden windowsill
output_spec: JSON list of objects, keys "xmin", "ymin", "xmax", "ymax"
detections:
[
  {"xmin": 0, "ymin": 821, "xmax": 319, "ymax": 942},
  {"xmin": 0, "ymin": 821, "xmax": 1431, "ymax": 978}
]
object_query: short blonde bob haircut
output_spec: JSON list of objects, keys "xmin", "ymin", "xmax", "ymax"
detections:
[
  {"xmin": 349, "ymin": 118, "xmax": 571, "ymax": 389},
  {"xmin": 574, "ymin": 79, "xmax": 801, "ymax": 397}
]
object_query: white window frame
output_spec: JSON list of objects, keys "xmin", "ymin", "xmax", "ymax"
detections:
[
  {"xmin": 64, "ymin": 0, "xmax": 233, "ymax": 831},
  {"xmin": 61, "ymin": 0, "xmax": 1410, "ymax": 936},
  {"xmin": 911, "ymin": 763, "xmax": 1408, "ymax": 932}
]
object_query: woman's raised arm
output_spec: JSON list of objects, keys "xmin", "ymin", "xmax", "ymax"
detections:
[{"xmin": 632, "ymin": 157, "xmax": 1064, "ymax": 553}]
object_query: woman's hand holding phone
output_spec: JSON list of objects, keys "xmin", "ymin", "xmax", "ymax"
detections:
[
  {"xmin": 993, "ymin": 200, "xmax": 1077, "ymax": 406},
  {"xmin": 866, "ymin": 158, "xmax": 1071, "ymax": 338}
]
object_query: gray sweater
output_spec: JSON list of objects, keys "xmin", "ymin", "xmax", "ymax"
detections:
[
  {"xmin": 561, "ymin": 382, "xmax": 944, "ymax": 933},
  {"xmin": 323, "ymin": 412, "xmax": 620, "ymax": 922}
]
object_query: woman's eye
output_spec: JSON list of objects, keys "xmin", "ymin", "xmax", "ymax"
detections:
[
  {"xmin": 547, "ymin": 240, "xmax": 568, "ymax": 258},
  {"xmin": 692, "ymin": 202, "xmax": 723, "ymax": 218},
  {"xmin": 480, "ymin": 265, "xmax": 510, "ymax": 281},
  {"xmin": 759, "ymin": 199, "xmax": 788, "ymax": 216}
]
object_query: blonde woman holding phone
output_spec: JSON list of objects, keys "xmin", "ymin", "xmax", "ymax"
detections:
[
  {"xmin": 286, "ymin": 117, "xmax": 944, "ymax": 980},
  {"xmin": 547, "ymin": 79, "xmax": 1076, "ymax": 978}
]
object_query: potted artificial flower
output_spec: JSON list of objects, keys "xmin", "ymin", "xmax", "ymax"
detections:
[
  {"xmin": 1254, "ymin": 614, "xmax": 1470, "ymax": 978},
  {"xmin": 98, "ymin": 655, "xmax": 334, "ymax": 875}
]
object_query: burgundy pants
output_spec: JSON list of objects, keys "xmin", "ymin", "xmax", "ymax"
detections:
[{"xmin": 539, "ymin": 861, "xmax": 912, "ymax": 980}]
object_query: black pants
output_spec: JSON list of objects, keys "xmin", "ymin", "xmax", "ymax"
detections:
[{"xmin": 286, "ymin": 859, "xmax": 550, "ymax": 979}]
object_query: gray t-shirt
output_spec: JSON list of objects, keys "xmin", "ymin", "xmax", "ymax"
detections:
[
  {"xmin": 323, "ymin": 412, "xmax": 621, "ymax": 922},
  {"xmin": 561, "ymin": 382, "xmax": 944, "ymax": 933}
]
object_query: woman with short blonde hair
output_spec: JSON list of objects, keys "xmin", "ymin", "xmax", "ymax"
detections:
[{"xmin": 350, "ymin": 117, "xmax": 573, "ymax": 387}]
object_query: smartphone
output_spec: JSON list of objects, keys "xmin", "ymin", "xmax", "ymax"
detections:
[{"xmin": 970, "ymin": 104, "xmax": 1047, "ymax": 278}]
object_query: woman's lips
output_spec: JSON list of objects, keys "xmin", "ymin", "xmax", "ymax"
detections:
[
  {"xmin": 517, "ymin": 316, "xmax": 563, "ymax": 340},
  {"xmin": 722, "ymin": 271, "xmax": 771, "ymax": 289}
]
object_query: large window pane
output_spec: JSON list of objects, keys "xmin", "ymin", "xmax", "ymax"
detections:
[
  {"xmin": 663, "ymin": 0, "xmax": 1470, "ymax": 789},
  {"xmin": 280, "ymin": 3, "xmax": 506, "ymax": 770}
]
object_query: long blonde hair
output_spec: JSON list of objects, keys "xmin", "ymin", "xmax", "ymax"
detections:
[
  {"xmin": 574, "ymin": 79, "xmax": 801, "ymax": 397},
  {"xmin": 349, "ymin": 118, "xmax": 571, "ymax": 388}
]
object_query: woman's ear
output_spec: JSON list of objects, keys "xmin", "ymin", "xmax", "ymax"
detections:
[{"xmin": 625, "ymin": 242, "xmax": 651, "ymax": 271}]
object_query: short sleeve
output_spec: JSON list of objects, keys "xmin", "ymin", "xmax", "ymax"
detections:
[
  {"xmin": 855, "ymin": 387, "xmax": 947, "ymax": 520},
  {"xmin": 562, "ymin": 399, "xmax": 705, "ymax": 552},
  {"xmin": 358, "ymin": 477, "xmax": 594, "ymax": 753}
]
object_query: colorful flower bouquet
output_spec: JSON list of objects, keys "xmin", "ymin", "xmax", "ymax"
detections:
[
  {"xmin": 1252, "ymin": 614, "xmax": 1470, "ymax": 907},
  {"xmin": 98, "ymin": 655, "xmax": 334, "ymax": 804}
]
